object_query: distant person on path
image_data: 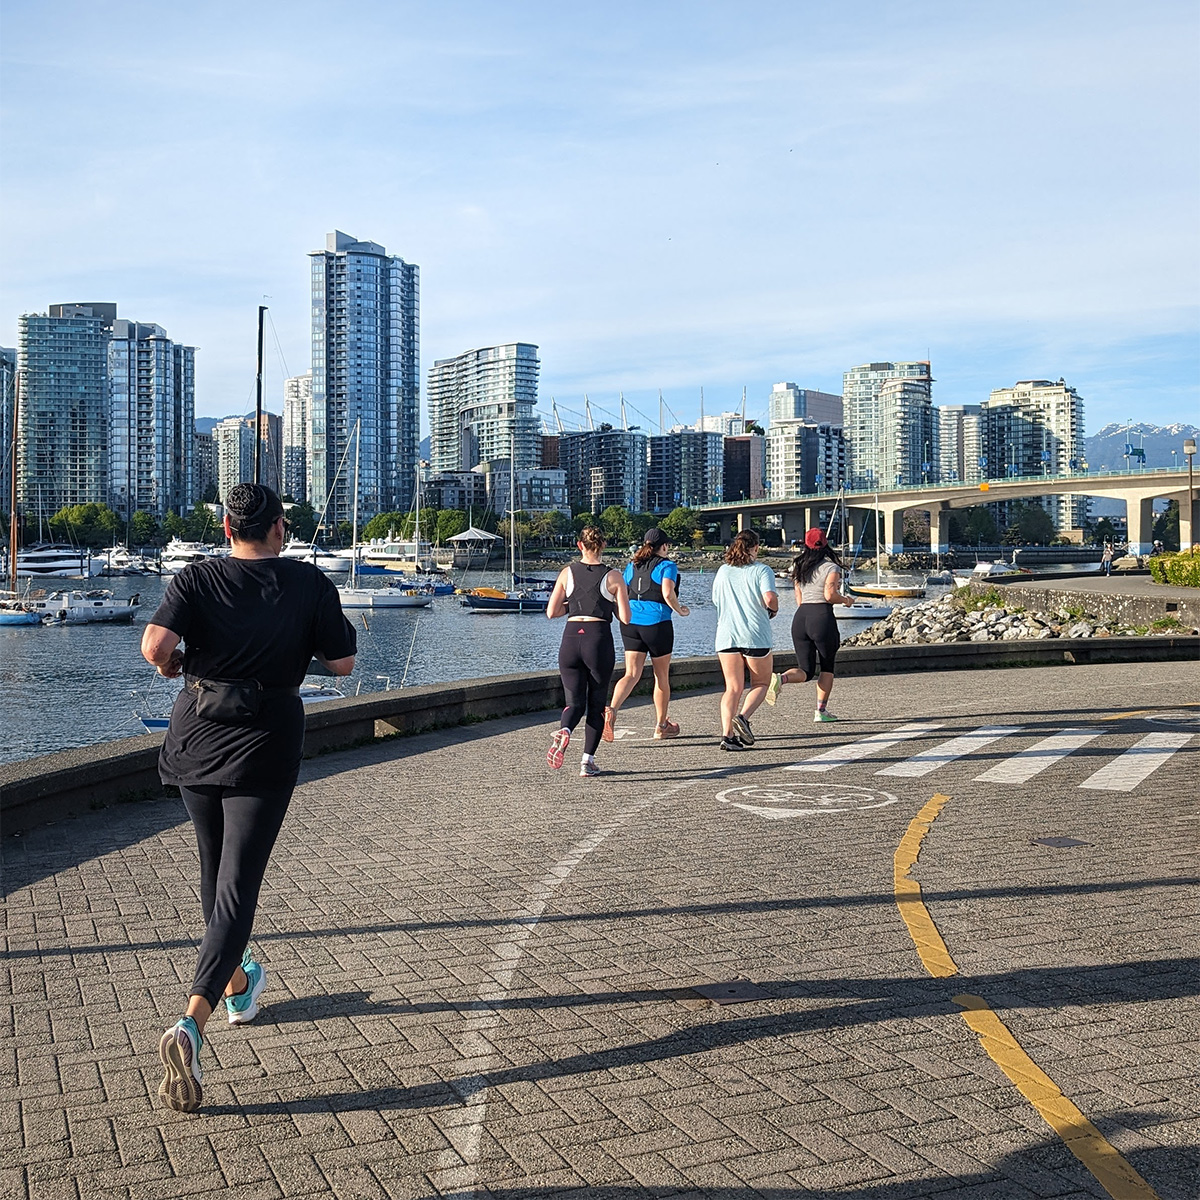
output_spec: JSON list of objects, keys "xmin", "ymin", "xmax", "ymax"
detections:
[
  {"xmin": 546, "ymin": 526, "xmax": 632, "ymax": 776},
  {"xmin": 711, "ymin": 529, "xmax": 778, "ymax": 751},
  {"xmin": 604, "ymin": 527, "xmax": 690, "ymax": 741},
  {"xmin": 1101, "ymin": 543, "xmax": 1114, "ymax": 576},
  {"xmin": 141, "ymin": 483, "xmax": 356, "ymax": 1112},
  {"xmin": 766, "ymin": 528, "xmax": 855, "ymax": 722}
]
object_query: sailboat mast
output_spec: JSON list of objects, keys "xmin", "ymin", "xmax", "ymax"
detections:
[
  {"xmin": 254, "ymin": 304, "xmax": 266, "ymax": 484},
  {"xmin": 7, "ymin": 370, "xmax": 18, "ymax": 593},
  {"xmin": 350, "ymin": 421, "xmax": 360, "ymax": 589},
  {"xmin": 509, "ymin": 435, "xmax": 516, "ymax": 588}
]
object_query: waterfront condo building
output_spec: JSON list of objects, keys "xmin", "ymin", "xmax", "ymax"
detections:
[
  {"xmin": 427, "ymin": 343, "xmax": 541, "ymax": 473},
  {"xmin": 0, "ymin": 347, "xmax": 15, "ymax": 520},
  {"xmin": 878, "ymin": 376, "xmax": 936, "ymax": 488},
  {"xmin": 557, "ymin": 426, "xmax": 648, "ymax": 514},
  {"xmin": 842, "ymin": 361, "xmax": 931, "ymax": 488},
  {"xmin": 193, "ymin": 431, "xmax": 216, "ymax": 502},
  {"xmin": 722, "ymin": 433, "xmax": 766, "ymax": 503},
  {"xmin": 17, "ymin": 303, "xmax": 115, "ymax": 514},
  {"xmin": 982, "ymin": 379, "xmax": 1086, "ymax": 531},
  {"xmin": 647, "ymin": 430, "xmax": 724, "ymax": 511},
  {"xmin": 108, "ymin": 319, "xmax": 195, "ymax": 520},
  {"xmin": 936, "ymin": 404, "xmax": 983, "ymax": 484},
  {"xmin": 766, "ymin": 421, "xmax": 846, "ymax": 498},
  {"xmin": 214, "ymin": 417, "xmax": 256, "ymax": 505},
  {"xmin": 282, "ymin": 370, "xmax": 312, "ymax": 503},
  {"xmin": 309, "ymin": 231, "xmax": 420, "ymax": 524},
  {"xmin": 768, "ymin": 382, "xmax": 843, "ymax": 427}
]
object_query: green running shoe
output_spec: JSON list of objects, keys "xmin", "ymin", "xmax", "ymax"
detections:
[
  {"xmin": 226, "ymin": 952, "xmax": 267, "ymax": 1025},
  {"xmin": 813, "ymin": 709, "xmax": 839, "ymax": 723}
]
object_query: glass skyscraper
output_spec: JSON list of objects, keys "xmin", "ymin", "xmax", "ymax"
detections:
[
  {"xmin": 17, "ymin": 303, "xmax": 115, "ymax": 515},
  {"xmin": 428, "ymin": 343, "xmax": 540, "ymax": 473},
  {"xmin": 108, "ymin": 319, "xmax": 195, "ymax": 519},
  {"xmin": 282, "ymin": 371, "xmax": 312, "ymax": 503},
  {"xmin": 310, "ymin": 231, "xmax": 419, "ymax": 523},
  {"xmin": 841, "ymin": 361, "xmax": 931, "ymax": 488}
]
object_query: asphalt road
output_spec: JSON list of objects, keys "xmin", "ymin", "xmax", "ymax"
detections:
[{"xmin": 3, "ymin": 660, "xmax": 1198, "ymax": 1199}]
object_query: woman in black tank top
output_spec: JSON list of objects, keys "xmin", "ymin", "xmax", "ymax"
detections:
[{"xmin": 545, "ymin": 526, "xmax": 631, "ymax": 777}]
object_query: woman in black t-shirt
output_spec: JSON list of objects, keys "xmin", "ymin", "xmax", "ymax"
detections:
[{"xmin": 142, "ymin": 484, "xmax": 356, "ymax": 1113}]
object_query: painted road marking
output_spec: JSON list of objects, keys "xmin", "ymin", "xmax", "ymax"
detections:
[
  {"xmin": 974, "ymin": 728, "xmax": 1101, "ymax": 785},
  {"xmin": 1079, "ymin": 732, "xmax": 1193, "ymax": 792},
  {"xmin": 892, "ymin": 793, "xmax": 958, "ymax": 978},
  {"xmin": 718, "ymin": 782, "xmax": 898, "ymax": 820},
  {"xmin": 877, "ymin": 726, "xmax": 1022, "ymax": 778},
  {"xmin": 785, "ymin": 722, "xmax": 945, "ymax": 773}
]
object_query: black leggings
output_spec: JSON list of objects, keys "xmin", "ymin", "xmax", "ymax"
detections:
[
  {"xmin": 558, "ymin": 620, "xmax": 616, "ymax": 755},
  {"xmin": 791, "ymin": 603, "xmax": 841, "ymax": 682},
  {"xmin": 179, "ymin": 784, "xmax": 293, "ymax": 1008}
]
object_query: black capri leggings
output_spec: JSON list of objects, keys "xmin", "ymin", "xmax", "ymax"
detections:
[
  {"xmin": 791, "ymin": 603, "xmax": 841, "ymax": 682},
  {"xmin": 179, "ymin": 784, "xmax": 293, "ymax": 1008},
  {"xmin": 558, "ymin": 620, "xmax": 616, "ymax": 755}
]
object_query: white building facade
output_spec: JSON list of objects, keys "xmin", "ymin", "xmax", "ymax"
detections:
[
  {"xmin": 936, "ymin": 404, "xmax": 983, "ymax": 484},
  {"xmin": 878, "ymin": 377, "xmax": 936, "ymax": 488},
  {"xmin": 768, "ymin": 383, "xmax": 843, "ymax": 427},
  {"xmin": 841, "ymin": 361, "xmax": 931, "ymax": 488},
  {"xmin": 282, "ymin": 371, "xmax": 311, "ymax": 503},
  {"xmin": 765, "ymin": 420, "xmax": 845, "ymax": 498}
]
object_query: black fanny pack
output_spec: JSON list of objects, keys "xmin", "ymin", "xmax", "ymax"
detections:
[{"xmin": 187, "ymin": 677, "xmax": 300, "ymax": 724}]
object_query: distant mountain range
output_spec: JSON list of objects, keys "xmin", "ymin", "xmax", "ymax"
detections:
[{"xmin": 1084, "ymin": 423, "xmax": 1198, "ymax": 471}]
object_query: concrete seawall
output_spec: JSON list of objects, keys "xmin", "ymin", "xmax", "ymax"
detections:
[
  {"xmin": 980, "ymin": 581, "xmax": 1199, "ymax": 628},
  {"xmin": 2, "ymin": 635, "xmax": 1196, "ymax": 835}
]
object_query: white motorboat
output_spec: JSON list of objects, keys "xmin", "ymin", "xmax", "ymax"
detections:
[
  {"xmin": 951, "ymin": 561, "xmax": 1032, "ymax": 589},
  {"xmin": 281, "ymin": 538, "xmax": 353, "ymax": 572},
  {"xmin": 30, "ymin": 589, "xmax": 141, "ymax": 624},
  {"xmin": 14, "ymin": 543, "xmax": 105, "ymax": 578},
  {"xmin": 357, "ymin": 537, "xmax": 439, "ymax": 575},
  {"xmin": 160, "ymin": 539, "xmax": 226, "ymax": 573},
  {"xmin": 833, "ymin": 600, "xmax": 895, "ymax": 620},
  {"xmin": 100, "ymin": 546, "xmax": 160, "ymax": 576}
]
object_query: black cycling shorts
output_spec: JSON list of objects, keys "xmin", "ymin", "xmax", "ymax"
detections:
[
  {"xmin": 792, "ymin": 603, "xmax": 840, "ymax": 681},
  {"xmin": 620, "ymin": 620, "xmax": 675, "ymax": 658},
  {"xmin": 717, "ymin": 646, "xmax": 772, "ymax": 658}
]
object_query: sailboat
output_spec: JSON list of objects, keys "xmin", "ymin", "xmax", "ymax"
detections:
[
  {"xmin": 845, "ymin": 486, "xmax": 925, "ymax": 599},
  {"xmin": 337, "ymin": 425, "xmax": 433, "ymax": 610},
  {"xmin": 460, "ymin": 440, "xmax": 551, "ymax": 613}
]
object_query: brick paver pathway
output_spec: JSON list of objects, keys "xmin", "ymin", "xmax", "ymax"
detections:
[{"xmin": 3, "ymin": 660, "xmax": 1198, "ymax": 1199}]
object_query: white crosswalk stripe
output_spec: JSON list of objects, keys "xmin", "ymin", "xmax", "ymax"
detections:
[
  {"xmin": 785, "ymin": 723, "xmax": 945, "ymax": 773},
  {"xmin": 1078, "ymin": 732, "xmax": 1194, "ymax": 792},
  {"xmin": 974, "ymin": 728, "xmax": 1101, "ymax": 784},
  {"xmin": 876, "ymin": 726, "xmax": 1023, "ymax": 778}
]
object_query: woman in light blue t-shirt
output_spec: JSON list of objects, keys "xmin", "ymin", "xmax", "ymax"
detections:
[{"xmin": 711, "ymin": 529, "xmax": 778, "ymax": 752}]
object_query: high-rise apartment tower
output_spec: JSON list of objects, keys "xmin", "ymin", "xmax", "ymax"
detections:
[
  {"xmin": 841, "ymin": 361, "xmax": 931, "ymax": 488},
  {"xmin": 282, "ymin": 371, "xmax": 312, "ymax": 503},
  {"xmin": 309, "ymin": 231, "xmax": 419, "ymax": 523}
]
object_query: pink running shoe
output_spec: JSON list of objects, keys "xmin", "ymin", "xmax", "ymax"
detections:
[
  {"xmin": 654, "ymin": 719, "xmax": 680, "ymax": 740},
  {"xmin": 547, "ymin": 728, "xmax": 570, "ymax": 769}
]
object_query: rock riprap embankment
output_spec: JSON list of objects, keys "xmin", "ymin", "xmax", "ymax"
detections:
[{"xmin": 843, "ymin": 593, "xmax": 1194, "ymax": 647}]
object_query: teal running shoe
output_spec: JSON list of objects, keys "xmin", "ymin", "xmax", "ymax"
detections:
[
  {"xmin": 158, "ymin": 1016, "xmax": 203, "ymax": 1112},
  {"xmin": 226, "ymin": 952, "xmax": 267, "ymax": 1025}
]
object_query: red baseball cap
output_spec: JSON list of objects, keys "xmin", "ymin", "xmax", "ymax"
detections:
[{"xmin": 804, "ymin": 528, "xmax": 827, "ymax": 549}]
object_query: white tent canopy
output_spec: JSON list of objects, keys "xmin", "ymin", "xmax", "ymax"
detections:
[{"xmin": 448, "ymin": 526, "xmax": 499, "ymax": 542}]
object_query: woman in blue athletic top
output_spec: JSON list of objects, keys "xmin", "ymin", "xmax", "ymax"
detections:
[{"xmin": 604, "ymin": 527, "xmax": 690, "ymax": 740}]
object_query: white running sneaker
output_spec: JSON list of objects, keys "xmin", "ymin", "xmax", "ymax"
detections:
[{"xmin": 814, "ymin": 709, "xmax": 838, "ymax": 723}]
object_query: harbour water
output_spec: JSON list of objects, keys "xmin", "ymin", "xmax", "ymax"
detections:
[{"xmin": 0, "ymin": 568, "xmax": 936, "ymax": 766}]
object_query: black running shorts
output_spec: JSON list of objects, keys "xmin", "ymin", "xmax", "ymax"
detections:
[{"xmin": 620, "ymin": 620, "xmax": 675, "ymax": 658}]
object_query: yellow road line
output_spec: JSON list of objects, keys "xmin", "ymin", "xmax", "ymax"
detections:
[
  {"xmin": 1101, "ymin": 702, "xmax": 1200, "ymax": 722},
  {"xmin": 892, "ymin": 793, "xmax": 958, "ymax": 978},
  {"xmin": 892, "ymin": 796, "xmax": 1161, "ymax": 1200},
  {"xmin": 954, "ymin": 994, "xmax": 1160, "ymax": 1200}
]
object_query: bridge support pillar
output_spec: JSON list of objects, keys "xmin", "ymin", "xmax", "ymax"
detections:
[
  {"xmin": 1128, "ymin": 496, "xmax": 1155, "ymax": 557},
  {"xmin": 736, "ymin": 510, "xmax": 748, "ymax": 534},
  {"xmin": 1182, "ymin": 492, "xmax": 1197, "ymax": 553},
  {"xmin": 781, "ymin": 509, "xmax": 806, "ymax": 547},
  {"xmin": 879, "ymin": 507, "xmax": 905, "ymax": 555},
  {"xmin": 719, "ymin": 516, "xmax": 736, "ymax": 542},
  {"xmin": 928, "ymin": 507, "xmax": 950, "ymax": 556},
  {"xmin": 844, "ymin": 507, "xmax": 870, "ymax": 554}
]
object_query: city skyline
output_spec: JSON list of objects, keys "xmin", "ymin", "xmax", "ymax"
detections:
[{"xmin": 1, "ymin": 3, "xmax": 1196, "ymax": 435}]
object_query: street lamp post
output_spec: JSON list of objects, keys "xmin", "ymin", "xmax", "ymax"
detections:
[{"xmin": 1185, "ymin": 438, "xmax": 1196, "ymax": 555}]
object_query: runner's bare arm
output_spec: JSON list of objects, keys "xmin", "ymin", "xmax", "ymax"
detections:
[
  {"xmin": 546, "ymin": 568, "xmax": 570, "ymax": 619},
  {"xmin": 316, "ymin": 653, "xmax": 355, "ymax": 676},
  {"xmin": 662, "ymin": 576, "xmax": 689, "ymax": 617},
  {"xmin": 609, "ymin": 571, "xmax": 632, "ymax": 625},
  {"xmin": 141, "ymin": 623, "xmax": 184, "ymax": 678}
]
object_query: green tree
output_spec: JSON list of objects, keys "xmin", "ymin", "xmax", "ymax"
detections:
[
  {"xmin": 435, "ymin": 508, "xmax": 468, "ymax": 543},
  {"xmin": 198, "ymin": 480, "xmax": 219, "ymax": 504},
  {"xmin": 129, "ymin": 510, "xmax": 161, "ymax": 547},
  {"xmin": 964, "ymin": 507, "xmax": 998, "ymax": 545},
  {"xmin": 902, "ymin": 509, "xmax": 930, "ymax": 548},
  {"xmin": 530, "ymin": 510, "xmax": 570, "ymax": 544},
  {"xmin": 1153, "ymin": 500, "xmax": 1179, "ymax": 551},
  {"xmin": 163, "ymin": 511, "xmax": 187, "ymax": 539},
  {"xmin": 658, "ymin": 506, "xmax": 698, "ymax": 546},
  {"xmin": 284, "ymin": 501, "xmax": 318, "ymax": 542},
  {"xmin": 361, "ymin": 511, "xmax": 408, "ymax": 541},
  {"xmin": 185, "ymin": 505, "xmax": 222, "ymax": 543},
  {"xmin": 1090, "ymin": 516, "xmax": 1117, "ymax": 545},
  {"xmin": 628, "ymin": 511, "xmax": 655, "ymax": 543},
  {"xmin": 744, "ymin": 420, "xmax": 765, "ymax": 436},
  {"xmin": 1004, "ymin": 502, "xmax": 1055, "ymax": 546},
  {"xmin": 48, "ymin": 503, "xmax": 121, "ymax": 548},
  {"xmin": 336, "ymin": 520, "xmax": 354, "ymax": 545},
  {"xmin": 572, "ymin": 512, "xmax": 595, "ymax": 538},
  {"xmin": 598, "ymin": 505, "xmax": 634, "ymax": 546}
]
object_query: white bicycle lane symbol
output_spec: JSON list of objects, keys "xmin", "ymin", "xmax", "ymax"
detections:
[{"xmin": 716, "ymin": 783, "xmax": 899, "ymax": 821}]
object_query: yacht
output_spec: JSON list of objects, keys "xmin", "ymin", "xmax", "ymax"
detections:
[
  {"xmin": 160, "ymin": 539, "xmax": 226, "ymax": 573},
  {"xmin": 13, "ymin": 544, "xmax": 105, "ymax": 578},
  {"xmin": 30, "ymin": 589, "xmax": 141, "ymax": 624},
  {"xmin": 280, "ymin": 539, "xmax": 353, "ymax": 572},
  {"xmin": 100, "ymin": 546, "xmax": 160, "ymax": 576},
  {"xmin": 357, "ymin": 538, "xmax": 439, "ymax": 575}
]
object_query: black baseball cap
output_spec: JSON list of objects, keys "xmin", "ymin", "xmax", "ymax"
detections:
[{"xmin": 643, "ymin": 527, "xmax": 671, "ymax": 549}]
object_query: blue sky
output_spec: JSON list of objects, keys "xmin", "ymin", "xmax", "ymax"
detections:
[{"xmin": 1, "ymin": 0, "xmax": 1197, "ymax": 435}]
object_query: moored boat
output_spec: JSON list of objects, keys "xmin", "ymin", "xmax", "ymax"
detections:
[
  {"xmin": 847, "ymin": 583, "xmax": 926, "ymax": 599},
  {"xmin": 281, "ymin": 539, "xmax": 353, "ymax": 572},
  {"xmin": 161, "ymin": 539, "xmax": 226, "ymax": 573},
  {"xmin": 833, "ymin": 600, "xmax": 895, "ymax": 620},
  {"xmin": 0, "ymin": 598, "xmax": 42, "ymax": 625},
  {"xmin": 30, "ymin": 589, "xmax": 141, "ymax": 624},
  {"xmin": 14, "ymin": 543, "xmax": 105, "ymax": 578}
]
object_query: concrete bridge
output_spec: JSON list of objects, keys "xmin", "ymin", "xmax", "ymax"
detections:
[{"xmin": 701, "ymin": 468, "xmax": 1197, "ymax": 555}]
